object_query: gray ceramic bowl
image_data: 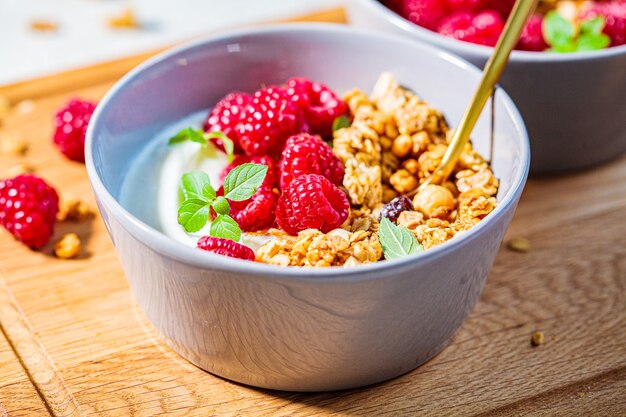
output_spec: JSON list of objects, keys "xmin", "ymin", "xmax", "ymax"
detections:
[
  {"xmin": 349, "ymin": 0, "xmax": 626, "ymax": 173},
  {"xmin": 85, "ymin": 24, "xmax": 529, "ymax": 391}
]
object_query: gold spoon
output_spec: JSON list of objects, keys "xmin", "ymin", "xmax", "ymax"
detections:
[{"xmin": 418, "ymin": 0, "xmax": 539, "ymax": 191}]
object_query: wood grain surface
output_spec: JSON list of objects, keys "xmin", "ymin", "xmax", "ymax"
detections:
[{"xmin": 0, "ymin": 7, "xmax": 625, "ymax": 416}]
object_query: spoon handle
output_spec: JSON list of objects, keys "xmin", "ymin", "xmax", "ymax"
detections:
[{"xmin": 422, "ymin": 0, "xmax": 539, "ymax": 188}]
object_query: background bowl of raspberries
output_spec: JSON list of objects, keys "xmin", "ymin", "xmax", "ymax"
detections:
[
  {"xmin": 349, "ymin": 0, "xmax": 626, "ymax": 173},
  {"xmin": 85, "ymin": 24, "xmax": 529, "ymax": 391}
]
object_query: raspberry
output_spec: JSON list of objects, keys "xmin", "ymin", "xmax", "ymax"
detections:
[
  {"xmin": 203, "ymin": 92, "xmax": 252, "ymax": 153},
  {"xmin": 197, "ymin": 236, "xmax": 255, "ymax": 261},
  {"xmin": 53, "ymin": 99, "xmax": 97, "ymax": 162},
  {"xmin": 401, "ymin": 0, "xmax": 449, "ymax": 31},
  {"xmin": 516, "ymin": 14, "xmax": 548, "ymax": 51},
  {"xmin": 235, "ymin": 87, "xmax": 303, "ymax": 157},
  {"xmin": 483, "ymin": 0, "xmax": 515, "ymax": 18},
  {"xmin": 279, "ymin": 133, "xmax": 344, "ymax": 190},
  {"xmin": 379, "ymin": 196, "xmax": 414, "ymax": 223},
  {"xmin": 229, "ymin": 185, "xmax": 279, "ymax": 232},
  {"xmin": 0, "ymin": 174, "xmax": 59, "ymax": 248},
  {"xmin": 285, "ymin": 78, "xmax": 348, "ymax": 138},
  {"xmin": 582, "ymin": 1, "xmax": 626, "ymax": 46},
  {"xmin": 219, "ymin": 155, "xmax": 278, "ymax": 188},
  {"xmin": 438, "ymin": 10, "xmax": 504, "ymax": 47},
  {"xmin": 446, "ymin": 0, "xmax": 488, "ymax": 13},
  {"xmin": 211, "ymin": 185, "xmax": 278, "ymax": 232},
  {"xmin": 382, "ymin": 0, "xmax": 404, "ymax": 13},
  {"xmin": 276, "ymin": 174, "xmax": 349, "ymax": 235}
]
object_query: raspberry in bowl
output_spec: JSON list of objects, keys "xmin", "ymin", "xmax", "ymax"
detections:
[
  {"xmin": 349, "ymin": 0, "xmax": 626, "ymax": 173},
  {"xmin": 86, "ymin": 25, "xmax": 529, "ymax": 391}
]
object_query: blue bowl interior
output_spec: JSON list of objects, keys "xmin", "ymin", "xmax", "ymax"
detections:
[{"xmin": 89, "ymin": 25, "xmax": 528, "ymax": 240}]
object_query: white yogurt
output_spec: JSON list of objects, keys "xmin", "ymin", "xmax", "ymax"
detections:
[{"xmin": 120, "ymin": 113, "xmax": 275, "ymax": 251}]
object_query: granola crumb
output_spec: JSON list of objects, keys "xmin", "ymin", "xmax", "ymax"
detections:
[
  {"xmin": 7, "ymin": 163, "xmax": 35, "ymax": 177},
  {"xmin": 0, "ymin": 96, "xmax": 10, "ymax": 122},
  {"xmin": 107, "ymin": 7, "xmax": 139, "ymax": 29},
  {"xmin": 507, "ymin": 237, "xmax": 531, "ymax": 253},
  {"xmin": 57, "ymin": 199, "xmax": 94, "ymax": 222},
  {"xmin": 0, "ymin": 135, "xmax": 28, "ymax": 156},
  {"xmin": 531, "ymin": 331, "xmax": 544, "ymax": 347},
  {"xmin": 15, "ymin": 100, "xmax": 35, "ymax": 115},
  {"xmin": 30, "ymin": 19, "xmax": 59, "ymax": 32},
  {"xmin": 54, "ymin": 233, "xmax": 81, "ymax": 259}
]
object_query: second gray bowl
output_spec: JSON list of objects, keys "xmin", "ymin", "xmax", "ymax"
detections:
[{"xmin": 349, "ymin": 0, "xmax": 626, "ymax": 173}]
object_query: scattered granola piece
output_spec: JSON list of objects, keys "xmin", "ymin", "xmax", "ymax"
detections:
[
  {"xmin": 0, "ymin": 96, "xmax": 10, "ymax": 122},
  {"xmin": 30, "ymin": 20, "xmax": 58, "ymax": 32},
  {"xmin": 107, "ymin": 7, "xmax": 139, "ymax": 29},
  {"xmin": 507, "ymin": 237, "xmax": 531, "ymax": 253},
  {"xmin": 0, "ymin": 135, "xmax": 28, "ymax": 156},
  {"xmin": 7, "ymin": 163, "xmax": 35, "ymax": 177},
  {"xmin": 531, "ymin": 331, "xmax": 544, "ymax": 347},
  {"xmin": 57, "ymin": 199, "xmax": 94, "ymax": 222},
  {"xmin": 15, "ymin": 100, "xmax": 35, "ymax": 115},
  {"xmin": 30, "ymin": 19, "xmax": 59, "ymax": 32},
  {"xmin": 54, "ymin": 233, "xmax": 81, "ymax": 259}
]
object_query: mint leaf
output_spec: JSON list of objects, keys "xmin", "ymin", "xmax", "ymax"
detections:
[
  {"xmin": 332, "ymin": 115, "xmax": 350, "ymax": 132},
  {"xmin": 206, "ymin": 131, "xmax": 235, "ymax": 163},
  {"xmin": 379, "ymin": 217, "xmax": 423, "ymax": 260},
  {"xmin": 212, "ymin": 196, "xmax": 230, "ymax": 215},
  {"xmin": 202, "ymin": 183, "xmax": 216, "ymax": 201},
  {"xmin": 223, "ymin": 163, "xmax": 268, "ymax": 201},
  {"xmin": 576, "ymin": 33, "xmax": 610, "ymax": 51},
  {"xmin": 580, "ymin": 16, "xmax": 605, "ymax": 35},
  {"xmin": 178, "ymin": 199, "xmax": 210, "ymax": 233},
  {"xmin": 551, "ymin": 39, "xmax": 577, "ymax": 53},
  {"xmin": 181, "ymin": 172, "xmax": 213, "ymax": 202},
  {"xmin": 543, "ymin": 11, "xmax": 575, "ymax": 50},
  {"xmin": 210, "ymin": 214, "xmax": 242, "ymax": 242},
  {"xmin": 168, "ymin": 127, "xmax": 207, "ymax": 146}
]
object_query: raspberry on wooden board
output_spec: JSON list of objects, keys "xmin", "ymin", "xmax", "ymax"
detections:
[
  {"xmin": 53, "ymin": 99, "xmax": 96, "ymax": 162},
  {"xmin": 0, "ymin": 174, "xmax": 59, "ymax": 248}
]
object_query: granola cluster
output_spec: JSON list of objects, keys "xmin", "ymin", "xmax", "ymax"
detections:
[
  {"xmin": 255, "ymin": 73, "xmax": 499, "ymax": 265},
  {"xmin": 256, "ymin": 228, "xmax": 382, "ymax": 267}
]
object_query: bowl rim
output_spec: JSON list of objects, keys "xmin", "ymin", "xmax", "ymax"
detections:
[
  {"xmin": 355, "ymin": 0, "xmax": 626, "ymax": 63},
  {"xmin": 85, "ymin": 23, "xmax": 530, "ymax": 281}
]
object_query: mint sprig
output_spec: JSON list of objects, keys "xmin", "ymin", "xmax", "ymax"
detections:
[
  {"xmin": 176, "ymin": 164, "xmax": 268, "ymax": 241},
  {"xmin": 543, "ymin": 12, "xmax": 610, "ymax": 53},
  {"xmin": 378, "ymin": 217, "xmax": 423, "ymax": 260},
  {"xmin": 168, "ymin": 127, "xmax": 235, "ymax": 163}
]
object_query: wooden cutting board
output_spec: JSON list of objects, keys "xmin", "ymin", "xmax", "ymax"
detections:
[{"xmin": 1, "ymin": 7, "xmax": 625, "ymax": 416}]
